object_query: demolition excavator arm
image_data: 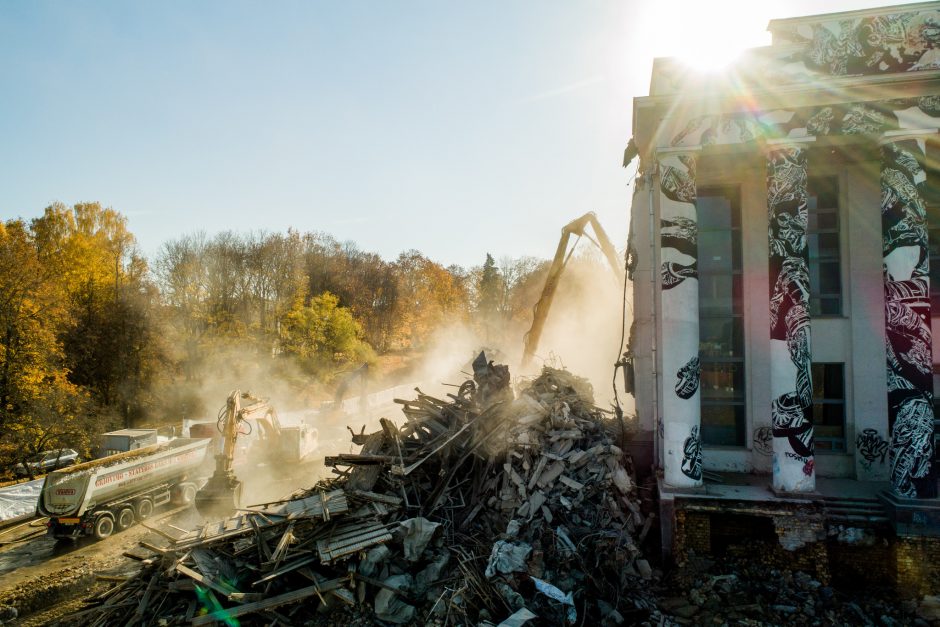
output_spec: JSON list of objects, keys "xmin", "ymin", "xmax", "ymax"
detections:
[
  {"xmin": 522, "ymin": 212, "xmax": 625, "ymax": 369},
  {"xmin": 195, "ymin": 390, "xmax": 277, "ymax": 516}
]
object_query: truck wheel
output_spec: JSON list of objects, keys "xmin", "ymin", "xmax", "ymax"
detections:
[
  {"xmin": 175, "ymin": 484, "xmax": 197, "ymax": 505},
  {"xmin": 135, "ymin": 498, "xmax": 154, "ymax": 520},
  {"xmin": 93, "ymin": 514, "xmax": 115, "ymax": 540},
  {"xmin": 116, "ymin": 507, "xmax": 135, "ymax": 531}
]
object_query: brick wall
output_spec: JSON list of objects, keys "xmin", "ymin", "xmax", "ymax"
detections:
[
  {"xmin": 674, "ymin": 510, "xmax": 710, "ymax": 559},
  {"xmin": 671, "ymin": 504, "xmax": 940, "ymax": 595},
  {"xmin": 827, "ymin": 540, "xmax": 894, "ymax": 588},
  {"xmin": 895, "ymin": 536, "xmax": 940, "ymax": 597}
]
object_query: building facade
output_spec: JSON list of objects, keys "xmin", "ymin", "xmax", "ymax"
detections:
[{"xmin": 628, "ymin": 5, "xmax": 940, "ymax": 581}]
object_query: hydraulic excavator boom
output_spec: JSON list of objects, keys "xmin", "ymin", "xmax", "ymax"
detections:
[
  {"xmin": 522, "ymin": 212, "xmax": 625, "ymax": 369},
  {"xmin": 195, "ymin": 390, "xmax": 275, "ymax": 516}
]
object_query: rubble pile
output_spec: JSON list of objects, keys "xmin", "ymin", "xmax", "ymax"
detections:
[
  {"xmin": 661, "ymin": 556, "xmax": 924, "ymax": 626},
  {"xmin": 59, "ymin": 355, "xmax": 655, "ymax": 626}
]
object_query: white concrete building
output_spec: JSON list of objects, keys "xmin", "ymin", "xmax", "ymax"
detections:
[{"xmin": 628, "ymin": 1, "xmax": 940, "ymax": 502}]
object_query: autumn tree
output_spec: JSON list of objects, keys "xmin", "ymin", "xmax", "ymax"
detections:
[
  {"xmin": 0, "ymin": 217, "xmax": 103, "ymax": 469},
  {"xmin": 29, "ymin": 203, "xmax": 159, "ymax": 427},
  {"xmin": 392, "ymin": 250, "xmax": 469, "ymax": 349},
  {"xmin": 279, "ymin": 292, "xmax": 374, "ymax": 376}
]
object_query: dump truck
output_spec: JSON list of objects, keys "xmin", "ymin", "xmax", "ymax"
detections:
[{"xmin": 37, "ymin": 437, "xmax": 211, "ymax": 540}]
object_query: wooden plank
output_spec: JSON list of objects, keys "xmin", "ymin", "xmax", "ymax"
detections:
[
  {"xmin": 132, "ymin": 573, "xmax": 158, "ymax": 622},
  {"xmin": 191, "ymin": 580, "xmax": 345, "ymax": 626},
  {"xmin": 176, "ymin": 563, "xmax": 240, "ymax": 598},
  {"xmin": 140, "ymin": 522, "xmax": 178, "ymax": 542},
  {"xmin": 349, "ymin": 489, "xmax": 403, "ymax": 506},
  {"xmin": 252, "ymin": 555, "xmax": 318, "ymax": 586}
]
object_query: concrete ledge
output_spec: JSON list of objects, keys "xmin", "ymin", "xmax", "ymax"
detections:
[
  {"xmin": 770, "ymin": 486, "xmax": 821, "ymax": 499},
  {"xmin": 878, "ymin": 490, "xmax": 940, "ymax": 537}
]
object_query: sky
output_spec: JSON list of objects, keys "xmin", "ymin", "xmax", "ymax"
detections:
[{"xmin": 0, "ymin": 0, "xmax": 916, "ymax": 268}]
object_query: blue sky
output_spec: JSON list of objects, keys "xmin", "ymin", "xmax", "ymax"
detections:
[{"xmin": 0, "ymin": 1, "xmax": 913, "ymax": 267}]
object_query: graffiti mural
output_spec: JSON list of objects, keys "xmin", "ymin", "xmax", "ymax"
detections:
[
  {"xmin": 675, "ymin": 356, "xmax": 701, "ymax": 400},
  {"xmin": 767, "ymin": 145, "xmax": 815, "ymax": 492},
  {"xmin": 659, "ymin": 150, "xmax": 702, "ymax": 488},
  {"xmin": 666, "ymin": 96, "xmax": 940, "ymax": 150},
  {"xmin": 773, "ymin": 8, "xmax": 940, "ymax": 77},
  {"xmin": 681, "ymin": 426, "xmax": 703, "ymax": 482},
  {"xmin": 881, "ymin": 138, "xmax": 937, "ymax": 499},
  {"xmin": 856, "ymin": 428, "xmax": 890, "ymax": 471},
  {"xmin": 754, "ymin": 427, "xmax": 774, "ymax": 456}
]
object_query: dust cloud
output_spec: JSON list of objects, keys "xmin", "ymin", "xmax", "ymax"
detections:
[
  {"xmin": 175, "ymin": 252, "xmax": 634, "ymax": 511},
  {"xmin": 516, "ymin": 252, "xmax": 634, "ymax": 415}
]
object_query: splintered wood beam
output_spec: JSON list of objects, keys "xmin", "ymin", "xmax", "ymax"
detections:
[
  {"xmin": 176, "ymin": 564, "xmax": 241, "ymax": 599},
  {"xmin": 191, "ymin": 579, "xmax": 345, "ymax": 626}
]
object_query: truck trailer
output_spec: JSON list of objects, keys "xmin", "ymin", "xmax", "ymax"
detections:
[{"xmin": 37, "ymin": 437, "xmax": 211, "ymax": 539}]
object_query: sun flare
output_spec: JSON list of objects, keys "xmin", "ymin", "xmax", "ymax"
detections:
[{"xmin": 637, "ymin": 1, "xmax": 772, "ymax": 73}]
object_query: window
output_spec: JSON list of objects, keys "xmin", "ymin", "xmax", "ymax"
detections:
[
  {"xmin": 807, "ymin": 176, "xmax": 842, "ymax": 316},
  {"xmin": 698, "ymin": 186, "xmax": 746, "ymax": 446},
  {"xmin": 924, "ymin": 143, "xmax": 940, "ymax": 310},
  {"xmin": 812, "ymin": 363, "xmax": 845, "ymax": 453},
  {"xmin": 929, "ymin": 208, "xmax": 940, "ymax": 311}
]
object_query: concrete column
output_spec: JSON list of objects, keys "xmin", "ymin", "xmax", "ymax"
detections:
[
  {"xmin": 766, "ymin": 140, "xmax": 816, "ymax": 492},
  {"xmin": 880, "ymin": 130, "xmax": 937, "ymax": 499},
  {"xmin": 658, "ymin": 148, "xmax": 703, "ymax": 488}
]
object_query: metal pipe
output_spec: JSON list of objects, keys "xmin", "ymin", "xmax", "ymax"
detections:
[{"xmin": 647, "ymin": 164, "xmax": 661, "ymax": 471}]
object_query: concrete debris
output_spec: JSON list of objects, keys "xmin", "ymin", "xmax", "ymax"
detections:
[
  {"xmin": 485, "ymin": 540, "xmax": 532, "ymax": 578},
  {"xmin": 657, "ymin": 556, "xmax": 927, "ymax": 626},
  {"xmin": 494, "ymin": 607, "xmax": 537, "ymax": 626},
  {"xmin": 56, "ymin": 355, "xmax": 656, "ymax": 626}
]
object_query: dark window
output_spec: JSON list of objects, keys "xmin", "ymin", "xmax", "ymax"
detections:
[
  {"xmin": 925, "ymin": 143, "xmax": 940, "ymax": 311},
  {"xmin": 698, "ymin": 186, "xmax": 745, "ymax": 447},
  {"xmin": 807, "ymin": 176, "xmax": 842, "ymax": 316},
  {"xmin": 812, "ymin": 363, "xmax": 845, "ymax": 453},
  {"xmin": 928, "ymin": 204, "xmax": 940, "ymax": 312}
]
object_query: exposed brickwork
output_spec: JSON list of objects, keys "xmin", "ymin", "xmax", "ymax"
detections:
[
  {"xmin": 670, "ymin": 503, "xmax": 940, "ymax": 595},
  {"xmin": 895, "ymin": 535, "xmax": 940, "ymax": 597},
  {"xmin": 827, "ymin": 539, "xmax": 894, "ymax": 588},
  {"xmin": 674, "ymin": 510, "xmax": 710, "ymax": 558}
]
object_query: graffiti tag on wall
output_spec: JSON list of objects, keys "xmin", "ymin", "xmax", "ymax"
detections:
[
  {"xmin": 856, "ymin": 428, "xmax": 889, "ymax": 471},
  {"xmin": 754, "ymin": 426, "xmax": 773, "ymax": 456}
]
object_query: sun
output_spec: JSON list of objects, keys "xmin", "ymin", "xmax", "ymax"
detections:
[
  {"xmin": 677, "ymin": 46, "xmax": 746, "ymax": 72},
  {"xmin": 636, "ymin": 2, "xmax": 772, "ymax": 73}
]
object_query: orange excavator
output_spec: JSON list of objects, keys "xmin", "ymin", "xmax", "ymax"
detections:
[{"xmin": 522, "ymin": 212, "xmax": 625, "ymax": 369}]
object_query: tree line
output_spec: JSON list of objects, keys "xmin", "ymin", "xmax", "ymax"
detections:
[{"xmin": 0, "ymin": 202, "xmax": 562, "ymax": 471}]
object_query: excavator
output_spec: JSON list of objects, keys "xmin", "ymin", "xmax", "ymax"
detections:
[
  {"xmin": 194, "ymin": 390, "xmax": 286, "ymax": 516},
  {"xmin": 521, "ymin": 212, "xmax": 625, "ymax": 369}
]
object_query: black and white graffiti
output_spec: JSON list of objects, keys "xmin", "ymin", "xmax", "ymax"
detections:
[
  {"xmin": 681, "ymin": 425, "xmax": 703, "ymax": 481},
  {"xmin": 675, "ymin": 356, "xmax": 701, "ymax": 400},
  {"xmin": 662, "ymin": 261, "xmax": 698, "ymax": 289},
  {"xmin": 890, "ymin": 398, "xmax": 935, "ymax": 497},
  {"xmin": 772, "ymin": 392, "xmax": 815, "ymax": 459},
  {"xmin": 659, "ymin": 150, "xmax": 702, "ymax": 488},
  {"xmin": 754, "ymin": 426, "xmax": 773, "ymax": 456},
  {"xmin": 661, "ymin": 216, "xmax": 698, "ymax": 291},
  {"xmin": 775, "ymin": 8, "xmax": 940, "ymax": 77},
  {"xmin": 660, "ymin": 156, "xmax": 697, "ymax": 203},
  {"xmin": 882, "ymin": 138, "xmax": 936, "ymax": 499},
  {"xmin": 667, "ymin": 97, "xmax": 940, "ymax": 151},
  {"xmin": 856, "ymin": 428, "xmax": 889, "ymax": 471},
  {"xmin": 767, "ymin": 145, "xmax": 815, "ymax": 490}
]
